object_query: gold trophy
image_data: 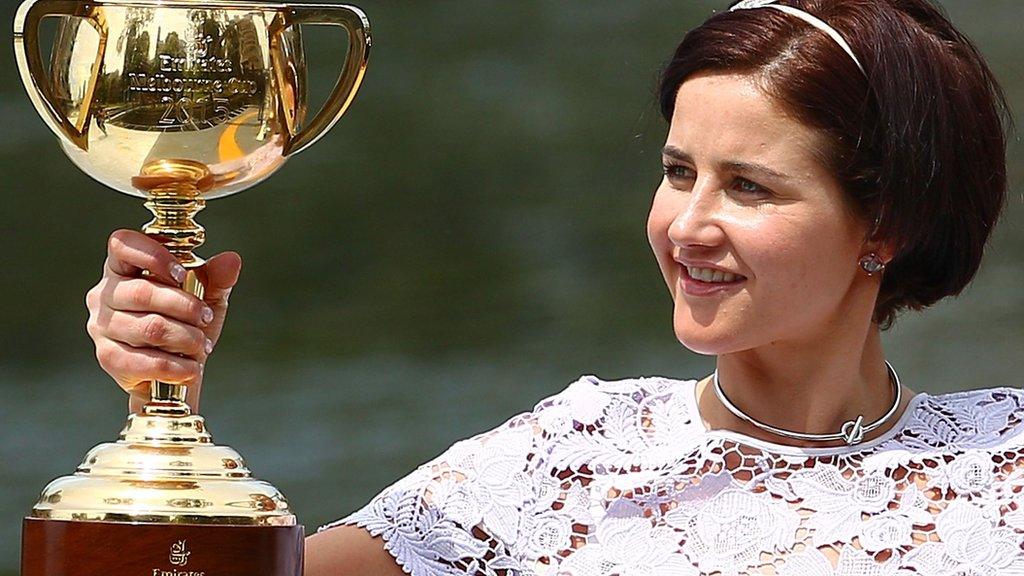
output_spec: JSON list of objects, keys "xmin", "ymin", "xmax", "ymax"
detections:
[{"xmin": 14, "ymin": 1, "xmax": 370, "ymax": 574}]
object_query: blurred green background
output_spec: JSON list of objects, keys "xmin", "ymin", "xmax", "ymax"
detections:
[{"xmin": 0, "ymin": 1, "xmax": 1021, "ymax": 573}]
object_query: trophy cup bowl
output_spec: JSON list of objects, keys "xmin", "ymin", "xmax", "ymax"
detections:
[{"xmin": 14, "ymin": 1, "xmax": 370, "ymax": 575}]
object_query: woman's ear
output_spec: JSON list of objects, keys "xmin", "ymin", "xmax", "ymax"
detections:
[
  {"xmin": 876, "ymin": 238, "xmax": 899, "ymax": 265},
  {"xmin": 861, "ymin": 222, "xmax": 897, "ymax": 265}
]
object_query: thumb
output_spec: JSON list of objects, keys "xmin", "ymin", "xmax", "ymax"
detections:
[{"xmin": 195, "ymin": 251, "xmax": 242, "ymax": 307}]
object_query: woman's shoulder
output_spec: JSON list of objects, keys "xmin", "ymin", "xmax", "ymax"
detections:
[
  {"xmin": 520, "ymin": 373, "xmax": 708, "ymax": 471},
  {"xmin": 527, "ymin": 372, "xmax": 700, "ymax": 434},
  {"xmin": 883, "ymin": 384, "xmax": 1024, "ymax": 453},
  {"xmin": 402, "ymin": 372, "xmax": 700, "ymax": 467},
  {"xmin": 531, "ymin": 372, "xmax": 697, "ymax": 413},
  {"xmin": 922, "ymin": 384, "xmax": 1024, "ymax": 404}
]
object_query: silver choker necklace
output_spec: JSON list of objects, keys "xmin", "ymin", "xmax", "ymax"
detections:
[{"xmin": 712, "ymin": 360, "xmax": 902, "ymax": 446}]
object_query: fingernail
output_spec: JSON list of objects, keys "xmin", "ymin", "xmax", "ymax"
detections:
[
  {"xmin": 201, "ymin": 307, "xmax": 214, "ymax": 325},
  {"xmin": 205, "ymin": 338, "xmax": 214, "ymax": 355},
  {"xmin": 171, "ymin": 264, "xmax": 187, "ymax": 283}
]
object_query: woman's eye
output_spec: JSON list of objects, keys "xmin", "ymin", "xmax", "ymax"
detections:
[
  {"xmin": 661, "ymin": 166, "xmax": 772, "ymax": 197},
  {"xmin": 662, "ymin": 164, "xmax": 694, "ymax": 180},
  {"xmin": 733, "ymin": 178, "xmax": 770, "ymax": 196}
]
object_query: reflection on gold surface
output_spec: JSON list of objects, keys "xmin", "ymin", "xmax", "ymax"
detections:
[
  {"xmin": 28, "ymin": 391, "xmax": 298, "ymax": 525},
  {"xmin": 16, "ymin": 0, "xmax": 370, "ymax": 195}
]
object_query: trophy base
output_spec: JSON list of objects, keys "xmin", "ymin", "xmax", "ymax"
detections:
[{"xmin": 22, "ymin": 517, "xmax": 304, "ymax": 576}]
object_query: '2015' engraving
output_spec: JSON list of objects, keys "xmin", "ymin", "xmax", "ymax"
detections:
[{"xmin": 157, "ymin": 96, "xmax": 230, "ymax": 127}]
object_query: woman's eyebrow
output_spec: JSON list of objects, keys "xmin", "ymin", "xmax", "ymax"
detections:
[{"xmin": 661, "ymin": 145, "xmax": 791, "ymax": 181}]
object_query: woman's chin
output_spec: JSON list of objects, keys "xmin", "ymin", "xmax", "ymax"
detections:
[
  {"xmin": 674, "ymin": 334, "xmax": 729, "ymax": 355},
  {"xmin": 672, "ymin": 314, "xmax": 744, "ymax": 355}
]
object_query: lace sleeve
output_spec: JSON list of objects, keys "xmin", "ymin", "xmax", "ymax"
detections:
[{"xmin": 318, "ymin": 410, "xmax": 544, "ymax": 576}]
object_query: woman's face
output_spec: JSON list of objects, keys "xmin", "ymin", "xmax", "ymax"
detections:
[{"xmin": 647, "ymin": 72, "xmax": 880, "ymax": 355}]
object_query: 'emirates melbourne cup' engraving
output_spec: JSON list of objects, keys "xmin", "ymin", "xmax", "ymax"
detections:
[{"xmin": 117, "ymin": 19, "xmax": 266, "ymax": 131}]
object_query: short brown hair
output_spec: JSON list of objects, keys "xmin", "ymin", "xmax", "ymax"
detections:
[{"xmin": 659, "ymin": 0, "xmax": 1014, "ymax": 330}]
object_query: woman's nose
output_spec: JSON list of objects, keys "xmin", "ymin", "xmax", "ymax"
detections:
[{"xmin": 667, "ymin": 178, "xmax": 726, "ymax": 248}]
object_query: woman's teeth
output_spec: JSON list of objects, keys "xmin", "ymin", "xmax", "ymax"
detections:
[{"xmin": 687, "ymin": 266, "xmax": 744, "ymax": 283}]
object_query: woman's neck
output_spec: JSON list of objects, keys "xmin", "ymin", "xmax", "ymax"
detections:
[{"xmin": 694, "ymin": 323, "xmax": 916, "ymax": 448}]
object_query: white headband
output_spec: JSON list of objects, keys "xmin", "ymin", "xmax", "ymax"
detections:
[{"xmin": 729, "ymin": 0, "xmax": 866, "ymax": 76}]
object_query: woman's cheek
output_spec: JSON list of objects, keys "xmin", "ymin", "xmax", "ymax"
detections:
[
  {"xmin": 647, "ymin": 191, "xmax": 679, "ymax": 278},
  {"xmin": 647, "ymin": 188, "xmax": 675, "ymax": 243},
  {"xmin": 756, "ymin": 235, "xmax": 835, "ymax": 329}
]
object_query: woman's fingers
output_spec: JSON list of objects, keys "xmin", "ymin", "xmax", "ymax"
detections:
[
  {"xmin": 191, "ymin": 251, "xmax": 242, "ymax": 344},
  {"xmin": 194, "ymin": 251, "xmax": 242, "ymax": 305},
  {"xmin": 105, "ymin": 229, "xmax": 186, "ymax": 286},
  {"xmin": 90, "ymin": 309, "xmax": 211, "ymax": 358},
  {"xmin": 95, "ymin": 339, "xmax": 203, "ymax": 394},
  {"xmin": 100, "ymin": 278, "xmax": 213, "ymax": 328}
]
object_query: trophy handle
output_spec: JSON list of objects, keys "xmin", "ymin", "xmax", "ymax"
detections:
[
  {"xmin": 14, "ymin": 0, "xmax": 107, "ymax": 152},
  {"xmin": 272, "ymin": 4, "xmax": 371, "ymax": 157}
]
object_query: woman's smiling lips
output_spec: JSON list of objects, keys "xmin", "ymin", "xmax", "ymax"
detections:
[{"xmin": 676, "ymin": 261, "xmax": 747, "ymax": 296}]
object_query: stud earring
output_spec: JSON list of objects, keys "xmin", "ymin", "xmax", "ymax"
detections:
[{"xmin": 859, "ymin": 252, "xmax": 885, "ymax": 275}]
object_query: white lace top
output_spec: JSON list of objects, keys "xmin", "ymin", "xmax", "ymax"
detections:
[{"xmin": 320, "ymin": 374, "xmax": 1024, "ymax": 575}]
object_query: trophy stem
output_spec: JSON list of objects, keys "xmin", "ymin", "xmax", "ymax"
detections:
[
  {"xmin": 137, "ymin": 161, "xmax": 211, "ymax": 266},
  {"xmin": 142, "ymin": 191, "xmax": 207, "ymax": 265},
  {"xmin": 134, "ymin": 159, "xmax": 215, "ymax": 406}
]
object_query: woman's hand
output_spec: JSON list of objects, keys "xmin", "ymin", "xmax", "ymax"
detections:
[{"xmin": 85, "ymin": 229, "xmax": 242, "ymax": 413}]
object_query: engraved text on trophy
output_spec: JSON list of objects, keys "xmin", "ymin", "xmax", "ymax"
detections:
[{"xmin": 115, "ymin": 12, "xmax": 266, "ymax": 132}]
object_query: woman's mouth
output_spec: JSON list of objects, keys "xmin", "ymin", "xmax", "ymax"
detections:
[{"xmin": 679, "ymin": 264, "xmax": 747, "ymax": 296}]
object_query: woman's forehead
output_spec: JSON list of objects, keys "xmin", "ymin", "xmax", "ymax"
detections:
[{"xmin": 666, "ymin": 72, "xmax": 829, "ymax": 177}]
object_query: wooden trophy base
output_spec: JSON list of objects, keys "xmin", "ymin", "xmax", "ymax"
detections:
[{"xmin": 22, "ymin": 517, "xmax": 304, "ymax": 576}]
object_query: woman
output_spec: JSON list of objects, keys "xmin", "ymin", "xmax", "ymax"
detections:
[{"xmin": 84, "ymin": 0, "xmax": 1021, "ymax": 574}]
